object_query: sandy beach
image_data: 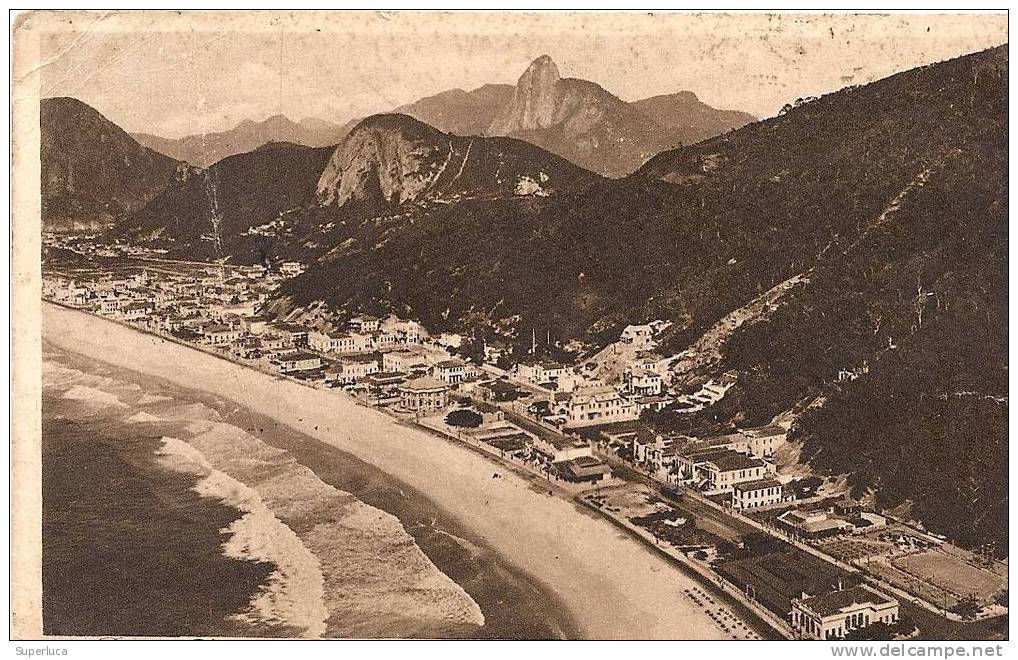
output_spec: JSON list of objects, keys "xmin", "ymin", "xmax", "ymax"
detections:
[{"xmin": 42, "ymin": 302, "xmax": 734, "ymax": 639}]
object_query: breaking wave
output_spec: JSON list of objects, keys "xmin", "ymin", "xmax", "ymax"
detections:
[{"xmin": 157, "ymin": 437, "xmax": 329, "ymax": 638}]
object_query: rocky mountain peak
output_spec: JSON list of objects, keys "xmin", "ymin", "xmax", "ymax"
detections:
[{"xmin": 488, "ymin": 56, "xmax": 565, "ymax": 134}]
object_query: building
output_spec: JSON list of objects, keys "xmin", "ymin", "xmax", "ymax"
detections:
[
  {"xmin": 432, "ymin": 358, "xmax": 472, "ymax": 385},
  {"xmin": 777, "ymin": 508, "xmax": 856, "ymax": 540},
  {"xmin": 625, "ymin": 368, "xmax": 663, "ymax": 396},
  {"xmin": 309, "ymin": 330, "xmax": 354, "ymax": 353},
  {"xmin": 399, "ymin": 376, "xmax": 449, "ymax": 413},
  {"xmin": 564, "ymin": 384, "xmax": 640, "ymax": 427},
  {"xmin": 791, "ymin": 585, "xmax": 900, "ymax": 640},
  {"xmin": 483, "ymin": 340, "xmax": 511, "ymax": 365},
  {"xmin": 274, "ymin": 352, "xmax": 322, "ymax": 373},
  {"xmin": 620, "ymin": 324, "xmax": 655, "ymax": 348},
  {"xmin": 120, "ymin": 301, "xmax": 154, "ymax": 321},
  {"xmin": 381, "ymin": 315, "xmax": 427, "ymax": 344},
  {"xmin": 325, "ymin": 354, "xmax": 380, "ymax": 385},
  {"xmin": 200, "ymin": 323, "xmax": 245, "ymax": 345},
  {"xmin": 514, "ymin": 360, "xmax": 567, "ymax": 385},
  {"xmin": 677, "ymin": 448, "xmax": 773, "ymax": 493},
  {"xmin": 532, "ymin": 433, "xmax": 592, "ymax": 463},
  {"xmin": 267, "ymin": 323, "xmax": 310, "ymax": 347},
  {"xmin": 260, "ymin": 333, "xmax": 292, "ymax": 351},
  {"xmin": 383, "ymin": 348, "xmax": 434, "ymax": 374},
  {"xmin": 349, "ymin": 315, "xmax": 381, "ymax": 334},
  {"xmin": 732, "ymin": 477, "xmax": 785, "ymax": 510},
  {"xmin": 557, "ymin": 455, "xmax": 612, "ymax": 484},
  {"xmin": 634, "ymin": 394, "xmax": 674, "ymax": 413},
  {"xmin": 279, "ymin": 261, "xmax": 305, "ymax": 277}
]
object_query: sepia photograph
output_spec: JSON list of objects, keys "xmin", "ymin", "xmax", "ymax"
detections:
[{"xmin": 8, "ymin": 8, "xmax": 1010, "ymax": 647}]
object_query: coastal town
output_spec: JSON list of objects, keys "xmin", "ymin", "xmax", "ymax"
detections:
[{"xmin": 41, "ymin": 239, "xmax": 1008, "ymax": 642}]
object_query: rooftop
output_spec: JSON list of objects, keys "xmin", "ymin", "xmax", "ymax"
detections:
[
  {"xmin": 280, "ymin": 351, "xmax": 320, "ymax": 362},
  {"xmin": 690, "ymin": 448, "xmax": 766, "ymax": 472},
  {"xmin": 799, "ymin": 585, "xmax": 897, "ymax": 618},
  {"xmin": 402, "ymin": 376, "xmax": 448, "ymax": 392},
  {"xmin": 732, "ymin": 477, "xmax": 783, "ymax": 492}
]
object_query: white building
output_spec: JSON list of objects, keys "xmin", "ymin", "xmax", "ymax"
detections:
[
  {"xmin": 514, "ymin": 360, "xmax": 568, "ymax": 385},
  {"xmin": 791, "ymin": 585, "xmax": 900, "ymax": 640},
  {"xmin": 731, "ymin": 477, "xmax": 785, "ymax": 510},
  {"xmin": 620, "ymin": 324, "xmax": 655, "ymax": 349},
  {"xmin": 564, "ymin": 384, "xmax": 640, "ymax": 427}
]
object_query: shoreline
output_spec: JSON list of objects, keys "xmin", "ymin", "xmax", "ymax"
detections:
[{"xmin": 42, "ymin": 301, "xmax": 747, "ymax": 639}]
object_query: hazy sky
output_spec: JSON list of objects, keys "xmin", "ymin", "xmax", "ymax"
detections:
[{"xmin": 27, "ymin": 11, "xmax": 1008, "ymax": 138}]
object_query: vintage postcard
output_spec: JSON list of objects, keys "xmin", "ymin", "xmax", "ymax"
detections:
[{"xmin": 10, "ymin": 10, "xmax": 1009, "ymax": 644}]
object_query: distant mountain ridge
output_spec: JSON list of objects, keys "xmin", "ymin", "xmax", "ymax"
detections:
[
  {"xmin": 132, "ymin": 114, "xmax": 355, "ymax": 167},
  {"xmin": 132, "ymin": 56, "xmax": 755, "ymax": 178},
  {"xmin": 394, "ymin": 84, "xmax": 514, "ymax": 135},
  {"xmin": 41, "ymin": 97, "xmax": 187, "ymax": 233},
  {"xmin": 387, "ymin": 56, "xmax": 756, "ymax": 177}
]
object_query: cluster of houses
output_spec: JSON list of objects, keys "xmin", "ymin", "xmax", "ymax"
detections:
[
  {"xmin": 42, "ymin": 268, "xmax": 480, "ymax": 415},
  {"xmin": 777, "ymin": 497, "xmax": 889, "ymax": 540}
]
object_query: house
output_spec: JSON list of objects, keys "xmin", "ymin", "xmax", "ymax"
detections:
[
  {"xmin": 324, "ymin": 354, "xmax": 380, "ymax": 385},
  {"xmin": 731, "ymin": 477, "xmax": 785, "ymax": 510},
  {"xmin": 676, "ymin": 448, "xmax": 773, "ymax": 493},
  {"xmin": 625, "ymin": 368, "xmax": 663, "ymax": 396},
  {"xmin": 349, "ymin": 315, "xmax": 381, "ymax": 334},
  {"xmin": 399, "ymin": 376, "xmax": 449, "ymax": 413},
  {"xmin": 200, "ymin": 323, "xmax": 245, "ymax": 346},
  {"xmin": 279, "ymin": 261, "xmax": 305, "ymax": 277},
  {"xmin": 381, "ymin": 315, "xmax": 427, "ymax": 345},
  {"xmin": 267, "ymin": 323, "xmax": 310, "ymax": 347},
  {"xmin": 620, "ymin": 324, "xmax": 655, "ymax": 348},
  {"xmin": 514, "ymin": 360, "xmax": 567, "ymax": 385},
  {"xmin": 685, "ymin": 427, "xmax": 786, "ymax": 460},
  {"xmin": 777, "ymin": 508, "xmax": 856, "ymax": 540},
  {"xmin": 309, "ymin": 330, "xmax": 354, "ymax": 353},
  {"xmin": 532, "ymin": 433, "xmax": 592, "ymax": 463},
  {"xmin": 634, "ymin": 394, "xmax": 674, "ymax": 412},
  {"xmin": 383, "ymin": 348, "xmax": 434, "ymax": 374},
  {"xmin": 274, "ymin": 351, "xmax": 322, "ymax": 373},
  {"xmin": 120, "ymin": 301, "xmax": 154, "ymax": 321},
  {"xmin": 260, "ymin": 333, "xmax": 292, "ymax": 351},
  {"xmin": 483, "ymin": 340, "xmax": 511, "ymax": 365},
  {"xmin": 557, "ymin": 455, "xmax": 612, "ymax": 484},
  {"xmin": 791, "ymin": 585, "xmax": 899, "ymax": 640},
  {"xmin": 432, "ymin": 358, "xmax": 473, "ymax": 385},
  {"xmin": 437, "ymin": 333, "xmax": 463, "ymax": 349},
  {"xmin": 373, "ymin": 331, "xmax": 399, "ymax": 352},
  {"xmin": 564, "ymin": 384, "xmax": 640, "ymax": 427},
  {"xmin": 98, "ymin": 297, "xmax": 130, "ymax": 315}
]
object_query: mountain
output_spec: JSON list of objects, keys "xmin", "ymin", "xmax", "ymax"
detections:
[
  {"xmin": 485, "ymin": 55, "xmax": 666, "ymax": 177},
  {"xmin": 120, "ymin": 141, "xmax": 335, "ymax": 261},
  {"xmin": 275, "ymin": 46, "xmax": 1007, "ymax": 548},
  {"xmin": 390, "ymin": 57, "xmax": 755, "ymax": 178},
  {"xmin": 630, "ymin": 91, "xmax": 756, "ymax": 147},
  {"xmin": 394, "ymin": 84, "xmax": 514, "ymax": 135},
  {"xmin": 316, "ymin": 113, "xmax": 601, "ymax": 212},
  {"xmin": 132, "ymin": 115, "xmax": 353, "ymax": 167},
  {"xmin": 41, "ymin": 97, "xmax": 185, "ymax": 233}
]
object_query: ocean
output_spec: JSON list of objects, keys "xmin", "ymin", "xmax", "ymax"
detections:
[{"xmin": 41, "ymin": 344, "xmax": 574, "ymax": 639}]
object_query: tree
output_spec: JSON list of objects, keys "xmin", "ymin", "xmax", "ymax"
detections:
[{"xmin": 445, "ymin": 409, "xmax": 483, "ymax": 428}]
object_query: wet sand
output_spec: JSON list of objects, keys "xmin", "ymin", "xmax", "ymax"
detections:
[{"xmin": 42, "ymin": 303, "xmax": 734, "ymax": 639}]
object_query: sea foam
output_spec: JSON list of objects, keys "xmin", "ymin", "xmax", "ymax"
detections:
[
  {"xmin": 186, "ymin": 422, "xmax": 486, "ymax": 637},
  {"xmin": 157, "ymin": 436, "xmax": 330, "ymax": 638}
]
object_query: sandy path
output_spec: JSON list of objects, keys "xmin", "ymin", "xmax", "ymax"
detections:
[{"xmin": 42, "ymin": 303, "xmax": 730, "ymax": 640}]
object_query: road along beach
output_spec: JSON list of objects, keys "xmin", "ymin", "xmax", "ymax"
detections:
[{"xmin": 42, "ymin": 302, "xmax": 745, "ymax": 639}]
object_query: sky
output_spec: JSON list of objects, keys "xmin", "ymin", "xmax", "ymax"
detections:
[{"xmin": 24, "ymin": 10, "xmax": 1009, "ymax": 139}]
